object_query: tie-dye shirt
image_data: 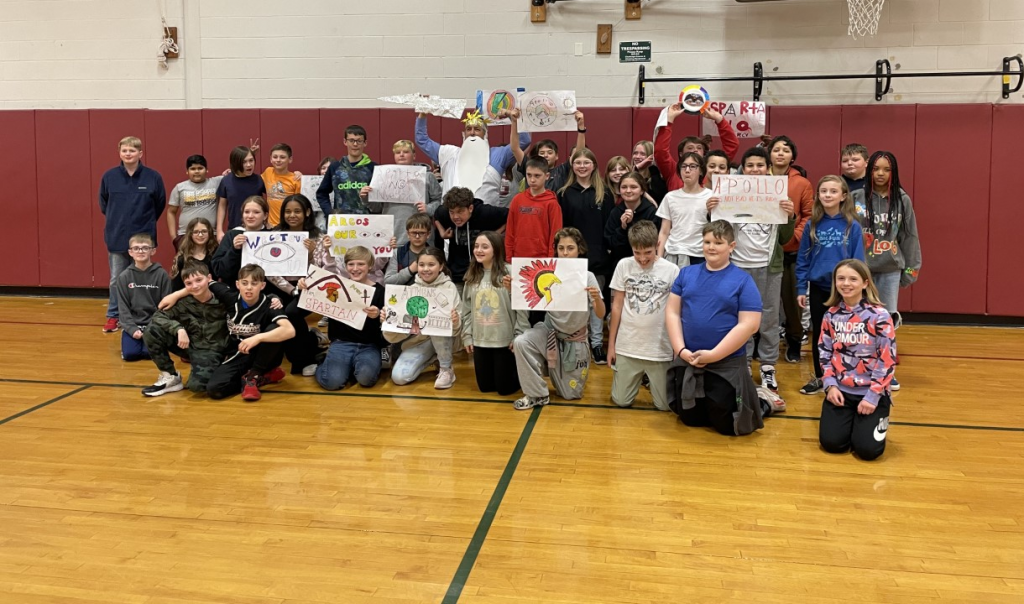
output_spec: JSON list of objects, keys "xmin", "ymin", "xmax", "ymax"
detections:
[{"xmin": 819, "ymin": 300, "xmax": 897, "ymax": 406}]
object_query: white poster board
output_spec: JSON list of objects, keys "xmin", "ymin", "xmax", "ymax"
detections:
[
  {"xmin": 241, "ymin": 231, "xmax": 308, "ymax": 277},
  {"xmin": 368, "ymin": 165, "xmax": 427, "ymax": 204},
  {"xmin": 516, "ymin": 90, "xmax": 578, "ymax": 133},
  {"xmin": 477, "ymin": 89, "xmax": 520, "ymax": 126},
  {"xmin": 710, "ymin": 175, "xmax": 789, "ymax": 224},
  {"xmin": 327, "ymin": 214, "xmax": 394, "ymax": 259},
  {"xmin": 301, "ymin": 175, "xmax": 327, "ymax": 231},
  {"xmin": 701, "ymin": 101, "xmax": 767, "ymax": 139},
  {"xmin": 511, "ymin": 257, "xmax": 589, "ymax": 312},
  {"xmin": 381, "ymin": 284, "xmax": 455, "ymax": 337},
  {"xmin": 298, "ymin": 265, "xmax": 374, "ymax": 330}
]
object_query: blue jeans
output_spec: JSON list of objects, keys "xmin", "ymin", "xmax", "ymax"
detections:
[
  {"xmin": 106, "ymin": 252, "xmax": 132, "ymax": 319},
  {"xmin": 316, "ymin": 341, "xmax": 382, "ymax": 390},
  {"xmin": 121, "ymin": 330, "xmax": 150, "ymax": 361},
  {"xmin": 391, "ymin": 336, "xmax": 453, "ymax": 385},
  {"xmin": 872, "ymin": 271, "xmax": 900, "ymax": 316}
]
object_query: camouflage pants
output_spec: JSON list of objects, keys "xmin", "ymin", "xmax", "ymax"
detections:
[{"xmin": 143, "ymin": 323, "xmax": 224, "ymax": 393}]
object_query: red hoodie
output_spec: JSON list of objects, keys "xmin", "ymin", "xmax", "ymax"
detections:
[
  {"xmin": 654, "ymin": 118, "xmax": 740, "ymax": 192},
  {"xmin": 506, "ymin": 188, "xmax": 562, "ymax": 261}
]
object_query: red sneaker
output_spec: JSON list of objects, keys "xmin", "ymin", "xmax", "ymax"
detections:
[
  {"xmin": 263, "ymin": 367, "xmax": 286, "ymax": 384},
  {"xmin": 102, "ymin": 318, "xmax": 120, "ymax": 333},
  {"xmin": 241, "ymin": 374, "xmax": 262, "ymax": 402}
]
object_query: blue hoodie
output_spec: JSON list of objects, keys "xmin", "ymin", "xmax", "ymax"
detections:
[{"xmin": 795, "ymin": 212, "xmax": 865, "ymax": 293}]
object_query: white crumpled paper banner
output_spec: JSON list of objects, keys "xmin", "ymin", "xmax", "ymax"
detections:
[{"xmin": 378, "ymin": 93, "xmax": 467, "ymax": 119}]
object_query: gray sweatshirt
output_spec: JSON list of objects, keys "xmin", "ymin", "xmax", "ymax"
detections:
[
  {"xmin": 115, "ymin": 262, "xmax": 173, "ymax": 335},
  {"xmin": 461, "ymin": 266, "xmax": 529, "ymax": 348},
  {"xmin": 853, "ymin": 188, "xmax": 922, "ymax": 286}
]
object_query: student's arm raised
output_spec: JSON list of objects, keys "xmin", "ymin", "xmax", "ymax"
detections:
[{"xmin": 415, "ymin": 113, "xmax": 441, "ymax": 164}]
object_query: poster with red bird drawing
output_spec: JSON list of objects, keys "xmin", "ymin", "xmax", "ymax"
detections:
[
  {"xmin": 298, "ymin": 265, "xmax": 375, "ymax": 329},
  {"xmin": 511, "ymin": 257, "xmax": 588, "ymax": 312}
]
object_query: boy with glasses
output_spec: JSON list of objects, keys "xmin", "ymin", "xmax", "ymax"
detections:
[
  {"xmin": 385, "ymin": 213, "xmax": 433, "ymax": 285},
  {"xmin": 316, "ymin": 125, "xmax": 376, "ymax": 216},
  {"xmin": 116, "ymin": 233, "xmax": 173, "ymax": 361}
]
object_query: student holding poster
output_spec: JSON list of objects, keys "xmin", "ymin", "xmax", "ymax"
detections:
[
  {"xmin": 326, "ymin": 214, "xmax": 394, "ymax": 285},
  {"xmin": 653, "ymin": 103, "xmax": 739, "ymax": 193},
  {"xmin": 707, "ymin": 147, "xmax": 795, "ymax": 394},
  {"xmin": 364, "ymin": 140, "xmax": 443, "ymax": 247},
  {"xmin": 311, "ymin": 246, "xmax": 388, "ymax": 391}
]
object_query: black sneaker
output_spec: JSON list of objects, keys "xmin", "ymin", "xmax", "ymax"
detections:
[
  {"xmin": 785, "ymin": 342, "xmax": 801, "ymax": 363},
  {"xmin": 800, "ymin": 377, "xmax": 823, "ymax": 395},
  {"xmin": 592, "ymin": 345, "xmax": 607, "ymax": 365}
]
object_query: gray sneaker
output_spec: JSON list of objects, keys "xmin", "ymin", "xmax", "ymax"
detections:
[
  {"xmin": 800, "ymin": 377, "xmax": 823, "ymax": 395},
  {"xmin": 434, "ymin": 367, "xmax": 456, "ymax": 389},
  {"xmin": 513, "ymin": 395, "xmax": 549, "ymax": 410},
  {"xmin": 142, "ymin": 371, "xmax": 183, "ymax": 397}
]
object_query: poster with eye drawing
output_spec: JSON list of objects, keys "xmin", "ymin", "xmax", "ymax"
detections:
[
  {"xmin": 242, "ymin": 231, "xmax": 308, "ymax": 277},
  {"xmin": 516, "ymin": 90, "xmax": 578, "ymax": 132},
  {"xmin": 710, "ymin": 175, "xmax": 789, "ymax": 224},
  {"xmin": 368, "ymin": 165, "xmax": 427, "ymax": 204},
  {"xmin": 327, "ymin": 214, "xmax": 394, "ymax": 259},
  {"xmin": 382, "ymin": 284, "xmax": 454, "ymax": 337},
  {"xmin": 298, "ymin": 266, "xmax": 373, "ymax": 330},
  {"xmin": 511, "ymin": 257, "xmax": 589, "ymax": 312}
]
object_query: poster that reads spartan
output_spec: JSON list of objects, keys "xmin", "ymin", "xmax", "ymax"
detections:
[{"xmin": 511, "ymin": 257, "xmax": 589, "ymax": 312}]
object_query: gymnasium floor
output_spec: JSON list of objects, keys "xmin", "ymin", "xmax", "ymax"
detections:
[{"xmin": 1, "ymin": 296, "xmax": 1022, "ymax": 604}]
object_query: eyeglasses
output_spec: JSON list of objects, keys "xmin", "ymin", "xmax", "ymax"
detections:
[
  {"xmin": 408, "ymin": 230, "xmax": 430, "ymax": 237},
  {"xmin": 192, "ymin": 230, "xmax": 210, "ymax": 236},
  {"xmin": 680, "ymin": 164, "xmax": 701, "ymax": 171},
  {"xmin": 345, "ymin": 138, "xmax": 366, "ymax": 145},
  {"xmin": 129, "ymin": 246, "xmax": 153, "ymax": 252}
]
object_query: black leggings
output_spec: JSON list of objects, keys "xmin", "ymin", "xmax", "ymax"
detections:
[
  {"xmin": 207, "ymin": 338, "xmax": 285, "ymax": 399},
  {"xmin": 808, "ymin": 284, "xmax": 830, "ymax": 378},
  {"xmin": 676, "ymin": 371, "xmax": 737, "ymax": 436},
  {"xmin": 282, "ymin": 297, "xmax": 317, "ymax": 374},
  {"xmin": 819, "ymin": 391, "xmax": 891, "ymax": 460},
  {"xmin": 473, "ymin": 346, "xmax": 521, "ymax": 396}
]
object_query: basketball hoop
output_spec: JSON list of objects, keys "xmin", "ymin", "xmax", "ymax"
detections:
[{"xmin": 847, "ymin": 0, "xmax": 885, "ymax": 39}]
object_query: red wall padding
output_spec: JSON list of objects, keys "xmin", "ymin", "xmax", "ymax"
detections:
[
  {"xmin": 988, "ymin": 105, "xmax": 1024, "ymax": 317},
  {"xmin": 36, "ymin": 111, "xmax": 94, "ymax": 287},
  {"xmin": 144, "ymin": 109, "xmax": 204, "ymax": 270},
  {"xmin": 0, "ymin": 111, "xmax": 39, "ymax": 286},
  {"xmin": 911, "ymin": 105, "xmax": 991, "ymax": 315},
  {"xmin": 1, "ymin": 105, "xmax": 1016, "ymax": 319}
]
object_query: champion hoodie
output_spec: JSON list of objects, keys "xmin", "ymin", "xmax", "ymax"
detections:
[{"xmin": 115, "ymin": 262, "xmax": 173, "ymax": 335}]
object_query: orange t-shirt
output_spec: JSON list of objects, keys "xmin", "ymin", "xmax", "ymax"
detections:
[{"xmin": 261, "ymin": 167, "xmax": 301, "ymax": 226}]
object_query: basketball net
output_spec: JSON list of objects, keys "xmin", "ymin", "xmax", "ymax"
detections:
[{"xmin": 848, "ymin": 0, "xmax": 885, "ymax": 38}]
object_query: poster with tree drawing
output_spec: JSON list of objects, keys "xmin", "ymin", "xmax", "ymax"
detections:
[
  {"xmin": 511, "ymin": 257, "xmax": 589, "ymax": 312},
  {"xmin": 241, "ymin": 231, "xmax": 308, "ymax": 277},
  {"xmin": 368, "ymin": 165, "xmax": 427, "ymax": 204},
  {"xmin": 381, "ymin": 284, "xmax": 454, "ymax": 337},
  {"xmin": 298, "ymin": 266, "xmax": 374, "ymax": 330},
  {"xmin": 516, "ymin": 90, "xmax": 578, "ymax": 132}
]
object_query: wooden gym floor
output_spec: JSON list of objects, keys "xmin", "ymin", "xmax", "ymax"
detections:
[{"xmin": 0, "ymin": 296, "xmax": 1022, "ymax": 604}]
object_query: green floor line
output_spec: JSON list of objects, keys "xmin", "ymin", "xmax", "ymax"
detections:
[{"xmin": 441, "ymin": 405, "xmax": 543, "ymax": 604}]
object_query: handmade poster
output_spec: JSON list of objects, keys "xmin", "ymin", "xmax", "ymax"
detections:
[
  {"xmin": 680, "ymin": 85, "xmax": 710, "ymax": 114},
  {"xmin": 241, "ymin": 231, "xmax": 308, "ymax": 277},
  {"xmin": 300, "ymin": 174, "xmax": 323, "ymax": 201},
  {"xmin": 511, "ymin": 257, "xmax": 589, "ymax": 312},
  {"xmin": 381, "ymin": 284, "xmax": 454, "ymax": 337},
  {"xmin": 710, "ymin": 175, "xmax": 789, "ymax": 224},
  {"xmin": 701, "ymin": 101, "xmax": 767, "ymax": 139},
  {"xmin": 368, "ymin": 165, "xmax": 427, "ymax": 204},
  {"xmin": 476, "ymin": 89, "xmax": 520, "ymax": 125},
  {"xmin": 377, "ymin": 93, "xmax": 467, "ymax": 119},
  {"xmin": 516, "ymin": 90, "xmax": 578, "ymax": 132},
  {"xmin": 327, "ymin": 214, "xmax": 394, "ymax": 259},
  {"xmin": 298, "ymin": 266, "xmax": 374, "ymax": 330}
]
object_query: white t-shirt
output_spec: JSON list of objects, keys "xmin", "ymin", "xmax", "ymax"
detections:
[
  {"xmin": 656, "ymin": 188, "xmax": 712, "ymax": 256},
  {"xmin": 730, "ymin": 222, "xmax": 777, "ymax": 268},
  {"xmin": 610, "ymin": 256, "xmax": 680, "ymax": 361}
]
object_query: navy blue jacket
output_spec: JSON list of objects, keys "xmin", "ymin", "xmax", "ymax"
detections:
[{"xmin": 99, "ymin": 162, "xmax": 167, "ymax": 252}]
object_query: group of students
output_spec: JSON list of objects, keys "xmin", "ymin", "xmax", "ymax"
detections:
[{"xmin": 98, "ymin": 102, "xmax": 922, "ymax": 460}]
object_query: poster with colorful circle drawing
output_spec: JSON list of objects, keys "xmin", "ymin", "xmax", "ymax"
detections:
[
  {"xmin": 515, "ymin": 90, "xmax": 578, "ymax": 132},
  {"xmin": 477, "ymin": 89, "xmax": 518, "ymax": 125},
  {"xmin": 381, "ymin": 284, "xmax": 454, "ymax": 337}
]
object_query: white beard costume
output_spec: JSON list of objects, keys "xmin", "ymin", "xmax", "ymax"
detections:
[{"xmin": 438, "ymin": 135, "xmax": 503, "ymax": 205}]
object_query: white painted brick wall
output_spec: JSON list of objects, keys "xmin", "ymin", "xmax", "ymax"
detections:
[{"xmin": 1, "ymin": 0, "xmax": 1021, "ymax": 109}]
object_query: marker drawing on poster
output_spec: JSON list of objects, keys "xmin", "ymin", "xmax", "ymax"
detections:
[
  {"xmin": 327, "ymin": 214, "xmax": 394, "ymax": 258},
  {"xmin": 710, "ymin": 175, "xmax": 789, "ymax": 224},
  {"xmin": 701, "ymin": 101, "xmax": 767, "ymax": 139},
  {"xmin": 477, "ymin": 89, "xmax": 520, "ymax": 125},
  {"xmin": 298, "ymin": 265, "xmax": 374, "ymax": 330},
  {"xmin": 511, "ymin": 257, "xmax": 589, "ymax": 312},
  {"xmin": 368, "ymin": 165, "xmax": 427, "ymax": 205},
  {"xmin": 516, "ymin": 90, "xmax": 578, "ymax": 132},
  {"xmin": 382, "ymin": 284, "xmax": 454, "ymax": 337},
  {"xmin": 242, "ymin": 231, "xmax": 308, "ymax": 277},
  {"xmin": 301, "ymin": 174, "xmax": 326, "ymax": 230}
]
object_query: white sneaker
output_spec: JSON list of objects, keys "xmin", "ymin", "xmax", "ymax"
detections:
[
  {"xmin": 301, "ymin": 364, "xmax": 318, "ymax": 377},
  {"xmin": 434, "ymin": 367, "xmax": 456, "ymax": 389},
  {"xmin": 760, "ymin": 365, "xmax": 779, "ymax": 393},
  {"xmin": 142, "ymin": 371, "xmax": 183, "ymax": 397},
  {"xmin": 757, "ymin": 386, "xmax": 787, "ymax": 414}
]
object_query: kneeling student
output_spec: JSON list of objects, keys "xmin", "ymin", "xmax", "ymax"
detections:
[
  {"xmin": 607, "ymin": 220, "xmax": 679, "ymax": 410},
  {"xmin": 142, "ymin": 263, "xmax": 229, "ymax": 396},
  {"xmin": 817, "ymin": 259, "xmax": 896, "ymax": 461},
  {"xmin": 116, "ymin": 233, "xmax": 173, "ymax": 361},
  {"xmin": 665, "ymin": 220, "xmax": 782, "ymax": 436}
]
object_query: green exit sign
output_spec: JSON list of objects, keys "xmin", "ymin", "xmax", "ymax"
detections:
[{"xmin": 619, "ymin": 41, "xmax": 651, "ymax": 63}]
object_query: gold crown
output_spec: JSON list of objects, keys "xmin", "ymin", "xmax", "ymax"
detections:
[{"xmin": 461, "ymin": 109, "xmax": 490, "ymax": 127}]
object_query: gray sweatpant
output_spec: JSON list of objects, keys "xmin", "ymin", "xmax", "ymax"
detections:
[
  {"xmin": 740, "ymin": 266, "xmax": 781, "ymax": 365},
  {"xmin": 514, "ymin": 324, "xmax": 590, "ymax": 400}
]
